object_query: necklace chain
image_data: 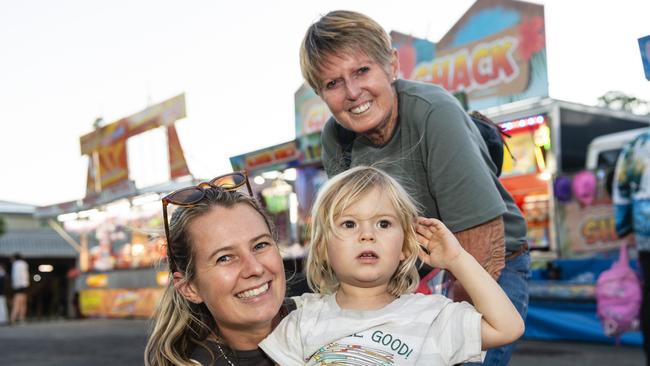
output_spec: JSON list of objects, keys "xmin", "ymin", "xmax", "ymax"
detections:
[{"xmin": 215, "ymin": 342, "xmax": 236, "ymax": 366}]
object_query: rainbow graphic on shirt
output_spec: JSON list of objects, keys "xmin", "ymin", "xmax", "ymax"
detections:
[{"xmin": 309, "ymin": 342, "xmax": 394, "ymax": 365}]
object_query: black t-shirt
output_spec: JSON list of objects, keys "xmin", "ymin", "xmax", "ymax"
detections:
[
  {"xmin": 190, "ymin": 344, "xmax": 273, "ymax": 366},
  {"xmin": 189, "ymin": 298, "xmax": 297, "ymax": 365}
]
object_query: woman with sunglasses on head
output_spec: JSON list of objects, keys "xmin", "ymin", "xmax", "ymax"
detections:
[{"xmin": 145, "ymin": 173, "xmax": 292, "ymax": 366}]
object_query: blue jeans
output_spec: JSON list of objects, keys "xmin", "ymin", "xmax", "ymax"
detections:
[{"xmin": 466, "ymin": 251, "xmax": 531, "ymax": 366}]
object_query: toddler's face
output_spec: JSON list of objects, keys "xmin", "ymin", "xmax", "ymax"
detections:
[{"xmin": 327, "ymin": 187, "xmax": 405, "ymax": 291}]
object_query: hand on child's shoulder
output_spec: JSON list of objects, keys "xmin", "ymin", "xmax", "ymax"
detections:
[{"xmin": 415, "ymin": 217, "xmax": 463, "ymax": 269}]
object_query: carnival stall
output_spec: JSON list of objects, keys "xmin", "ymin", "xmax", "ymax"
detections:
[
  {"xmin": 482, "ymin": 98, "xmax": 650, "ymax": 256},
  {"xmin": 479, "ymin": 99, "xmax": 649, "ymax": 344},
  {"xmin": 36, "ymin": 94, "xmax": 191, "ymax": 318}
]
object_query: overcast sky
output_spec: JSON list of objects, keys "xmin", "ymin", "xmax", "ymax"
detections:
[{"xmin": 1, "ymin": 0, "xmax": 648, "ymax": 206}]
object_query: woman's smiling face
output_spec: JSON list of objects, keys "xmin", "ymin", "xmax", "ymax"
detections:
[
  {"xmin": 184, "ymin": 203, "xmax": 285, "ymax": 336},
  {"xmin": 318, "ymin": 50, "xmax": 399, "ymax": 142}
]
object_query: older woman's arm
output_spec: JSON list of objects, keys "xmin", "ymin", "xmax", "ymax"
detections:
[{"xmin": 450, "ymin": 216, "xmax": 505, "ymax": 303}]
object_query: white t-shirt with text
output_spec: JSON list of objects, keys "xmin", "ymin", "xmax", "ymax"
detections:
[{"xmin": 260, "ymin": 292, "xmax": 483, "ymax": 365}]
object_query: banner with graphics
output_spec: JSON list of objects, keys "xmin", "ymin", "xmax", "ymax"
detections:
[
  {"xmin": 79, "ymin": 94, "xmax": 187, "ymax": 192},
  {"xmin": 392, "ymin": 0, "xmax": 547, "ymax": 110},
  {"xmin": 79, "ymin": 94, "xmax": 187, "ymax": 155},
  {"xmin": 230, "ymin": 140, "xmax": 301, "ymax": 175},
  {"xmin": 79, "ymin": 288, "xmax": 164, "ymax": 318}
]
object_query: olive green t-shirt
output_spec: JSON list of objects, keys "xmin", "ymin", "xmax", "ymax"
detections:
[{"xmin": 321, "ymin": 79, "xmax": 527, "ymax": 254}]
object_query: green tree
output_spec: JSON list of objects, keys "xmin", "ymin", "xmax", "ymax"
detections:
[
  {"xmin": 597, "ymin": 91, "xmax": 649, "ymax": 115},
  {"xmin": 0, "ymin": 216, "xmax": 5, "ymax": 237}
]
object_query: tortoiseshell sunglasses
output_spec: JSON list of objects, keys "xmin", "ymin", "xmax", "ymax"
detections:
[{"xmin": 161, "ymin": 171, "xmax": 253, "ymax": 270}]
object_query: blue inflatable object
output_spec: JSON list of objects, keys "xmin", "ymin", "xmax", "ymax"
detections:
[
  {"xmin": 526, "ymin": 256, "xmax": 642, "ymax": 346},
  {"xmin": 525, "ymin": 300, "xmax": 642, "ymax": 346}
]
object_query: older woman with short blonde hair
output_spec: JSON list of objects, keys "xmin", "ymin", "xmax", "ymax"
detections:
[{"xmin": 300, "ymin": 10, "xmax": 530, "ymax": 366}]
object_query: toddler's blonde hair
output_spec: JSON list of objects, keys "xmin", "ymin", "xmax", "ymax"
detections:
[{"xmin": 306, "ymin": 166, "xmax": 421, "ymax": 297}]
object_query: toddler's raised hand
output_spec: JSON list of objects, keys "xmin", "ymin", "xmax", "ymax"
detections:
[
  {"xmin": 417, "ymin": 219, "xmax": 525, "ymax": 348},
  {"xmin": 416, "ymin": 217, "xmax": 463, "ymax": 269}
]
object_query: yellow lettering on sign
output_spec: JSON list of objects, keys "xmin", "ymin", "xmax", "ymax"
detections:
[
  {"xmin": 581, "ymin": 217, "xmax": 617, "ymax": 245},
  {"xmin": 412, "ymin": 36, "xmax": 520, "ymax": 93}
]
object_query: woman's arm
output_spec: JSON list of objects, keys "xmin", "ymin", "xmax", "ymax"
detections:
[
  {"xmin": 417, "ymin": 218, "xmax": 524, "ymax": 349},
  {"xmin": 451, "ymin": 217, "xmax": 505, "ymax": 303}
]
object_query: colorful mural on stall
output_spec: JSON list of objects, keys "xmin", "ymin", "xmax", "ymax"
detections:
[
  {"xmin": 392, "ymin": 0, "xmax": 547, "ymax": 110},
  {"xmin": 554, "ymin": 170, "xmax": 627, "ymax": 256}
]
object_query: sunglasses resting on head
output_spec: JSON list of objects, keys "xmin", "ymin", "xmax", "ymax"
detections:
[{"xmin": 161, "ymin": 171, "xmax": 253, "ymax": 270}]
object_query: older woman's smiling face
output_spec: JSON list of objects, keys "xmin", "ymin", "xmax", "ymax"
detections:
[
  {"xmin": 184, "ymin": 203, "xmax": 285, "ymax": 340},
  {"xmin": 318, "ymin": 50, "xmax": 399, "ymax": 145}
]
